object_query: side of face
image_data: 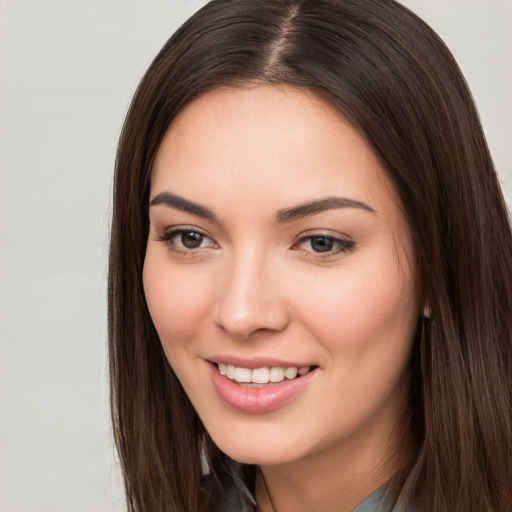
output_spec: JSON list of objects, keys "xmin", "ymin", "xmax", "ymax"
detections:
[{"xmin": 142, "ymin": 85, "xmax": 420, "ymax": 469}]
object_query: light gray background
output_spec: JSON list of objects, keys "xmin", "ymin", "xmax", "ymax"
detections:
[{"xmin": 1, "ymin": 1, "xmax": 510, "ymax": 511}]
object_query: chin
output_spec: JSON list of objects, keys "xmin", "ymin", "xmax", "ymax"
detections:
[
  {"xmin": 217, "ymin": 441, "xmax": 296, "ymax": 466},
  {"xmin": 204, "ymin": 418, "xmax": 315, "ymax": 467}
]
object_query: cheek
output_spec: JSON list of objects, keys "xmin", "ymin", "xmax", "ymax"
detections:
[
  {"xmin": 295, "ymin": 260, "xmax": 418, "ymax": 358},
  {"xmin": 142, "ymin": 248, "xmax": 213, "ymax": 355},
  {"xmin": 292, "ymin": 264, "xmax": 418, "ymax": 433}
]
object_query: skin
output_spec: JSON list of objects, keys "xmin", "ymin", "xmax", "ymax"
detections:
[{"xmin": 143, "ymin": 85, "xmax": 421, "ymax": 512}]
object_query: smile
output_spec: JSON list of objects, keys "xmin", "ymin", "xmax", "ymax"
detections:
[
  {"xmin": 209, "ymin": 361, "xmax": 318, "ymax": 413},
  {"xmin": 218, "ymin": 363, "xmax": 311, "ymax": 385}
]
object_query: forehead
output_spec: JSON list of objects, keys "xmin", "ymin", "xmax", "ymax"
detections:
[{"xmin": 151, "ymin": 85, "xmax": 400, "ymax": 220}]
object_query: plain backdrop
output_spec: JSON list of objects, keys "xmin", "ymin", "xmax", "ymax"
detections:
[{"xmin": 0, "ymin": 1, "xmax": 510, "ymax": 511}]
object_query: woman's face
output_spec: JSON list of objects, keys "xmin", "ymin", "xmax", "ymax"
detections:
[{"xmin": 143, "ymin": 85, "xmax": 420, "ymax": 467}]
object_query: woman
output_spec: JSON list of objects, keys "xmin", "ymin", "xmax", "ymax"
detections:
[{"xmin": 108, "ymin": 0, "xmax": 512, "ymax": 510}]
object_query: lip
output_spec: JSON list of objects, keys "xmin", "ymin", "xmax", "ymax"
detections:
[{"xmin": 207, "ymin": 361, "xmax": 318, "ymax": 414}]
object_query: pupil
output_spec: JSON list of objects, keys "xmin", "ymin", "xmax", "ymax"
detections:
[
  {"xmin": 181, "ymin": 232, "xmax": 203, "ymax": 249},
  {"xmin": 311, "ymin": 236, "xmax": 333, "ymax": 252}
]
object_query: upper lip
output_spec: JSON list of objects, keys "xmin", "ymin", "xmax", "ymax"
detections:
[{"xmin": 207, "ymin": 355, "xmax": 316, "ymax": 369}]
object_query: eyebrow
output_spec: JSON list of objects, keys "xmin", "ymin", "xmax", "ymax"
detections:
[
  {"xmin": 275, "ymin": 196, "xmax": 375, "ymax": 223},
  {"xmin": 149, "ymin": 191, "xmax": 375, "ymax": 224},
  {"xmin": 150, "ymin": 192, "xmax": 218, "ymax": 221}
]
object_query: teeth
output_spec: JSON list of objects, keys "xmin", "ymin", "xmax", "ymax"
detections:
[
  {"xmin": 234, "ymin": 367, "xmax": 252, "ymax": 383},
  {"xmin": 252, "ymin": 367, "xmax": 270, "ymax": 384},
  {"xmin": 226, "ymin": 364, "xmax": 236, "ymax": 379},
  {"xmin": 284, "ymin": 367, "xmax": 298, "ymax": 379},
  {"xmin": 217, "ymin": 363, "xmax": 312, "ymax": 384},
  {"xmin": 269, "ymin": 367, "xmax": 285, "ymax": 382}
]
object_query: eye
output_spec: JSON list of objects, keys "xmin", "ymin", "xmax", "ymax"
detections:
[
  {"xmin": 157, "ymin": 228, "xmax": 216, "ymax": 251},
  {"xmin": 305, "ymin": 236, "xmax": 335, "ymax": 253},
  {"xmin": 177, "ymin": 231, "xmax": 208, "ymax": 249},
  {"xmin": 296, "ymin": 235, "xmax": 354, "ymax": 254}
]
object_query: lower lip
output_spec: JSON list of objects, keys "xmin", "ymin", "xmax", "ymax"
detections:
[{"xmin": 208, "ymin": 363, "xmax": 317, "ymax": 414}]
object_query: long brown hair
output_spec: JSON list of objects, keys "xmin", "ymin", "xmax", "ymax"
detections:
[{"xmin": 108, "ymin": 0, "xmax": 512, "ymax": 510}]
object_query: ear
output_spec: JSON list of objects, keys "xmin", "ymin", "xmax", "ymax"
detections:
[{"xmin": 423, "ymin": 303, "xmax": 431, "ymax": 319}]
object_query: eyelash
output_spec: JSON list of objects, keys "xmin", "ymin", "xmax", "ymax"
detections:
[{"xmin": 156, "ymin": 228, "xmax": 355, "ymax": 257}]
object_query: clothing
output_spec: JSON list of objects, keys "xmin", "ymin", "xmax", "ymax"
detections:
[{"xmin": 203, "ymin": 465, "xmax": 399, "ymax": 512}]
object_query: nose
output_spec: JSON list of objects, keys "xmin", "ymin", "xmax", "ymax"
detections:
[{"xmin": 213, "ymin": 249, "xmax": 290, "ymax": 339}]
